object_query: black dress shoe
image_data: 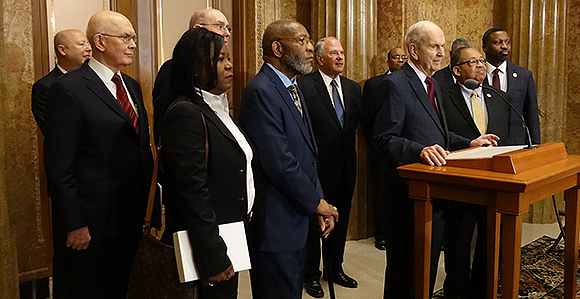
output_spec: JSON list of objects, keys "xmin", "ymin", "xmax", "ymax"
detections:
[
  {"xmin": 324, "ymin": 271, "xmax": 358, "ymax": 288},
  {"xmin": 375, "ymin": 239, "xmax": 387, "ymax": 250},
  {"xmin": 304, "ymin": 280, "xmax": 324, "ymax": 298}
]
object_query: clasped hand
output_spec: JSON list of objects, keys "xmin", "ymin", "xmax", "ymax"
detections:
[{"xmin": 315, "ymin": 199, "xmax": 339, "ymax": 238}]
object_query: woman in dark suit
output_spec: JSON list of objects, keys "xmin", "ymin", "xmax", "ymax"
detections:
[{"xmin": 159, "ymin": 27, "xmax": 255, "ymax": 299}]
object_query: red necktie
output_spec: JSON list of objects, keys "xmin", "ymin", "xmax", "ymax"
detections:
[
  {"xmin": 492, "ymin": 68, "xmax": 501, "ymax": 89},
  {"xmin": 425, "ymin": 77, "xmax": 439, "ymax": 120},
  {"xmin": 112, "ymin": 73, "xmax": 139, "ymax": 133}
]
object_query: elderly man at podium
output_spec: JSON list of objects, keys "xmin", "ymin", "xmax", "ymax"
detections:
[
  {"xmin": 374, "ymin": 21, "xmax": 499, "ymax": 299},
  {"xmin": 440, "ymin": 46, "xmax": 512, "ymax": 299}
]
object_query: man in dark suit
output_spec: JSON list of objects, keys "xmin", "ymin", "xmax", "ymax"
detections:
[
  {"xmin": 152, "ymin": 8, "xmax": 231, "ymax": 141},
  {"xmin": 239, "ymin": 20, "xmax": 339, "ymax": 299},
  {"xmin": 374, "ymin": 21, "xmax": 498, "ymax": 299},
  {"xmin": 432, "ymin": 38, "xmax": 473, "ymax": 94},
  {"xmin": 31, "ymin": 29, "xmax": 92, "ymax": 134},
  {"xmin": 298, "ymin": 37, "xmax": 361, "ymax": 297},
  {"xmin": 360, "ymin": 47, "xmax": 407, "ymax": 251},
  {"xmin": 482, "ymin": 27, "xmax": 541, "ymax": 145},
  {"xmin": 43, "ymin": 11, "xmax": 153, "ymax": 299},
  {"xmin": 441, "ymin": 46, "xmax": 511, "ymax": 299}
]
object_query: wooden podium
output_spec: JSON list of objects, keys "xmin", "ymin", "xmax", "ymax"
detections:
[{"xmin": 397, "ymin": 143, "xmax": 580, "ymax": 299}]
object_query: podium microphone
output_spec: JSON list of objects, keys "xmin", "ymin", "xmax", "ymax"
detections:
[{"xmin": 464, "ymin": 79, "xmax": 537, "ymax": 149}]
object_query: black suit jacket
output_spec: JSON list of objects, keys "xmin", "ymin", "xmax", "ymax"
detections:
[
  {"xmin": 298, "ymin": 71, "xmax": 361, "ymax": 196},
  {"xmin": 442, "ymin": 84, "xmax": 511, "ymax": 145},
  {"xmin": 44, "ymin": 61, "xmax": 154, "ymax": 239},
  {"xmin": 361, "ymin": 71, "xmax": 388, "ymax": 143},
  {"xmin": 484, "ymin": 61, "xmax": 540, "ymax": 144},
  {"xmin": 152, "ymin": 59, "xmax": 176, "ymax": 143},
  {"xmin": 432, "ymin": 65, "xmax": 455, "ymax": 94},
  {"xmin": 32, "ymin": 66, "xmax": 64, "ymax": 134},
  {"xmin": 160, "ymin": 96, "xmax": 250, "ymax": 278},
  {"xmin": 239, "ymin": 64, "xmax": 323, "ymax": 253}
]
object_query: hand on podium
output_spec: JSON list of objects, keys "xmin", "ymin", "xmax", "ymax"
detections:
[
  {"xmin": 420, "ymin": 144, "xmax": 449, "ymax": 166},
  {"xmin": 470, "ymin": 134, "xmax": 499, "ymax": 147}
]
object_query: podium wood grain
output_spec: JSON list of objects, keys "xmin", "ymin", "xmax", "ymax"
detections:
[{"xmin": 398, "ymin": 143, "xmax": 580, "ymax": 299}]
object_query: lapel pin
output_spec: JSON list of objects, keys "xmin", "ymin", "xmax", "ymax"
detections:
[
  {"xmin": 487, "ymin": 93, "xmax": 491, "ymax": 98},
  {"xmin": 513, "ymin": 72, "xmax": 518, "ymax": 78}
]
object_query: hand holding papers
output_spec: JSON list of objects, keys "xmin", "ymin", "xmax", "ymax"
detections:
[{"xmin": 173, "ymin": 221, "xmax": 251, "ymax": 283}]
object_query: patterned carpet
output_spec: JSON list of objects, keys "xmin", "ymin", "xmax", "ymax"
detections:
[{"xmin": 433, "ymin": 235, "xmax": 579, "ymax": 299}]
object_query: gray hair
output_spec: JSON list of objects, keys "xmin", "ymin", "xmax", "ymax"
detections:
[
  {"xmin": 451, "ymin": 38, "xmax": 473, "ymax": 54},
  {"xmin": 314, "ymin": 36, "xmax": 336, "ymax": 56},
  {"xmin": 405, "ymin": 21, "xmax": 436, "ymax": 48}
]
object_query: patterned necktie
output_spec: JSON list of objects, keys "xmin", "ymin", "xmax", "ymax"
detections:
[
  {"xmin": 471, "ymin": 90, "xmax": 487, "ymax": 134},
  {"xmin": 287, "ymin": 84, "xmax": 303, "ymax": 116},
  {"xmin": 112, "ymin": 73, "xmax": 139, "ymax": 132},
  {"xmin": 331, "ymin": 79, "xmax": 344, "ymax": 127},
  {"xmin": 492, "ymin": 68, "xmax": 501, "ymax": 89},
  {"xmin": 424, "ymin": 77, "xmax": 439, "ymax": 120}
]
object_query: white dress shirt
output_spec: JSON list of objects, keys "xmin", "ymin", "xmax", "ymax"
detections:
[
  {"xmin": 319, "ymin": 70, "xmax": 345, "ymax": 109},
  {"xmin": 88, "ymin": 58, "xmax": 138, "ymax": 115},
  {"xmin": 486, "ymin": 60, "xmax": 507, "ymax": 92},
  {"xmin": 201, "ymin": 89, "xmax": 255, "ymax": 214}
]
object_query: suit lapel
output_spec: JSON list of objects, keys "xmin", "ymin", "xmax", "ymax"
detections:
[
  {"xmin": 263, "ymin": 66, "xmax": 317, "ymax": 153},
  {"xmin": 449, "ymin": 85, "xmax": 480, "ymax": 134},
  {"xmin": 405, "ymin": 65, "xmax": 445, "ymax": 135},
  {"xmin": 82, "ymin": 64, "xmax": 137, "ymax": 131},
  {"xmin": 312, "ymin": 72, "xmax": 342, "ymax": 129},
  {"xmin": 196, "ymin": 99, "xmax": 238, "ymax": 144}
]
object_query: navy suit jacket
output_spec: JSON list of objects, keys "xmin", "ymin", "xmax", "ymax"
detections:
[
  {"xmin": 375, "ymin": 62, "xmax": 471, "ymax": 167},
  {"xmin": 32, "ymin": 66, "xmax": 64, "ymax": 134},
  {"xmin": 442, "ymin": 84, "xmax": 511, "ymax": 145},
  {"xmin": 44, "ymin": 61, "xmax": 154, "ymax": 239},
  {"xmin": 298, "ymin": 71, "xmax": 361, "ymax": 197},
  {"xmin": 484, "ymin": 61, "xmax": 540, "ymax": 144},
  {"xmin": 239, "ymin": 64, "xmax": 322, "ymax": 253}
]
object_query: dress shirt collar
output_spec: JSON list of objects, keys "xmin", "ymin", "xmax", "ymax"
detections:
[
  {"xmin": 459, "ymin": 82, "xmax": 483, "ymax": 101},
  {"xmin": 200, "ymin": 89, "xmax": 229, "ymax": 115},
  {"xmin": 408, "ymin": 60, "xmax": 429, "ymax": 92},
  {"xmin": 266, "ymin": 62, "xmax": 297, "ymax": 88},
  {"xmin": 89, "ymin": 58, "xmax": 116, "ymax": 83},
  {"xmin": 56, "ymin": 63, "xmax": 67, "ymax": 74},
  {"xmin": 486, "ymin": 60, "xmax": 507, "ymax": 77},
  {"xmin": 319, "ymin": 70, "xmax": 342, "ymax": 90}
]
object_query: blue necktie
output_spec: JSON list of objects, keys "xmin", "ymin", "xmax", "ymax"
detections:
[{"xmin": 331, "ymin": 79, "xmax": 344, "ymax": 127}]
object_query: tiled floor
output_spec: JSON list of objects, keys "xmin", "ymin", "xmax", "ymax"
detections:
[{"xmin": 237, "ymin": 223, "xmax": 562, "ymax": 298}]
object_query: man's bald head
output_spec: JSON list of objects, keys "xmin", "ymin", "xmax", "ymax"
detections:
[
  {"xmin": 262, "ymin": 20, "xmax": 314, "ymax": 78},
  {"xmin": 86, "ymin": 10, "xmax": 136, "ymax": 73},
  {"xmin": 86, "ymin": 10, "xmax": 133, "ymax": 47},
  {"xmin": 262, "ymin": 20, "xmax": 296, "ymax": 58},
  {"xmin": 189, "ymin": 8, "xmax": 230, "ymax": 42},
  {"xmin": 53, "ymin": 29, "xmax": 91, "ymax": 71}
]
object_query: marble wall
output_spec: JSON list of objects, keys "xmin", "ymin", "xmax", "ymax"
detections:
[{"xmin": 1, "ymin": 0, "xmax": 48, "ymax": 296}]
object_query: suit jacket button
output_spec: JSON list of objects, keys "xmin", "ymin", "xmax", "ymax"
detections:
[
  {"xmin": 312, "ymin": 161, "xmax": 317, "ymax": 166},
  {"xmin": 238, "ymin": 197, "xmax": 245, "ymax": 201},
  {"xmin": 239, "ymin": 169, "xmax": 244, "ymax": 173}
]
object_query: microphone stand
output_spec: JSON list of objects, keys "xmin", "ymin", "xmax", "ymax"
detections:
[{"xmin": 464, "ymin": 79, "xmax": 537, "ymax": 149}]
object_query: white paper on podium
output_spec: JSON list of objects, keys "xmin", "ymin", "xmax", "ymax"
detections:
[
  {"xmin": 446, "ymin": 145, "xmax": 526, "ymax": 160},
  {"xmin": 173, "ymin": 221, "xmax": 251, "ymax": 283}
]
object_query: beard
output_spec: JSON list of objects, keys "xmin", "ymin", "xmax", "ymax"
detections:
[{"xmin": 282, "ymin": 47, "xmax": 313, "ymax": 75}]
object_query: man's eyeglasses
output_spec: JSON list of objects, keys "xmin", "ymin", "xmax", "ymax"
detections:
[
  {"xmin": 277, "ymin": 36, "xmax": 313, "ymax": 46},
  {"xmin": 456, "ymin": 58, "xmax": 487, "ymax": 66},
  {"xmin": 391, "ymin": 55, "xmax": 408, "ymax": 60},
  {"xmin": 99, "ymin": 33, "xmax": 137, "ymax": 44},
  {"xmin": 200, "ymin": 23, "xmax": 233, "ymax": 33}
]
